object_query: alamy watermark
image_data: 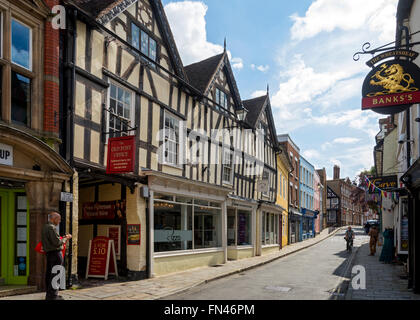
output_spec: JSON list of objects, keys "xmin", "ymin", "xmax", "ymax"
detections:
[
  {"xmin": 351, "ymin": 265, "xmax": 366, "ymax": 290},
  {"xmin": 51, "ymin": 265, "xmax": 66, "ymax": 290},
  {"xmin": 51, "ymin": 6, "xmax": 66, "ymax": 30}
]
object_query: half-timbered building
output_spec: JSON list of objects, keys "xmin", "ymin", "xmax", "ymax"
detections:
[{"xmin": 62, "ymin": 0, "xmax": 280, "ymax": 280}]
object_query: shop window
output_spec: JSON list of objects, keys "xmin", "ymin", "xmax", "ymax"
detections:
[
  {"xmin": 108, "ymin": 82, "xmax": 133, "ymax": 138},
  {"xmin": 237, "ymin": 211, "xmax": 251, "ymax": 246},
  {"xmin": 222, "ymin": 149, "xmax": 233, "ymax": 185},
  {"xmin": 262, "ymin": 212, "xmax": 280, "ymax": 245},
  {"xmin": 11, "ymin": 19, "xmax": 32, "ymax": 70},
  {"xmin": 131, "ymin": 23, "xmax": 157, "ymax": 63},
  {"xmin": 194, "ymin": 208, "xmax": 221, "ymax": 249},
  {"xmin": 227, "ymin": 209, "xmax": 236, "ymax": 246},
  {"xmin": 154, "ymin": 202, "xmax": 193, "ymax": 253},
  {"xmin": 154, "ymin": 196, "xmax": 222, "ymax": 253},
  {"xmin": 164, "ymin": 113, "xmax": 180, "ymax": 166},
  {"xmin": 11, "ymin": 71, "xmax": 31, "ymax": 126}
]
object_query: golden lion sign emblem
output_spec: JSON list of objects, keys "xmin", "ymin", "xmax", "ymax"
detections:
[{"xmin": 368, "ymin": 63, "xmax": 419, "ymax": 97}]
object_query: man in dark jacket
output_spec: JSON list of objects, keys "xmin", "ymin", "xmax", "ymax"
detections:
[{"xmin": 41, "ymin": 212, "xmax": 72, "ymax": 300}]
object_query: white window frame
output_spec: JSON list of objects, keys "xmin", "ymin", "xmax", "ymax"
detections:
[
  {"xmin": 222, "ymin": 148, "xmax": 234, "ymax": 185},
  {"xmin": 11, "ymin": 18, "xmax": 33, "ymax": 71},
  {"xmin": 106, "ymin": 81, "xmax": 135, "ymax": 144},
  {"xmin": 163, "ymin": 111, "xmax": 181, "ymax": 167},
  {"xmin": 262, "ymin": 169, "xmax": 270, "ymax": 197}
]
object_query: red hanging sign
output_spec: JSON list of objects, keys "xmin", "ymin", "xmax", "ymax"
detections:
[
  {"xmin": 106, "ymin": 136, "xmax": 136, "ymax": 174},
  {"xmin": 85, "ymin": 236, "xmax": 118, "ymax": 280}
]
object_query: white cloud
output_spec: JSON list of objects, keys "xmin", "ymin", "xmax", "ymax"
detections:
[
  {"xmin": 250, "ymin": 90, "xmax": 267, "ymax": 99},
  {"xmin": 164, "ymin": 1, "xmax": 243, "ymax": 67},
  {"xmin": 303, "ymin": 149, "xmax": 321, "ymax": 160},
  {"xmin": 332, "ymin": 137, "xmax": 361, "ymax": 144},
  {"xmin": 231, "ymin": 57, "xmax": 244, "ymax": 70},
  {"xmin": 251, "ymin": 64, "xmax": 270, "ymax": 72},
  {"xmin": 290, "ymin": 0, "xmax": 397, "ymax": 42}
]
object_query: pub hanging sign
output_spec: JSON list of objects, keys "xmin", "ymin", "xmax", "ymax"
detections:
[{"xmin": 362, "ymin": 50, "xmax": 420, "ymax": 115}]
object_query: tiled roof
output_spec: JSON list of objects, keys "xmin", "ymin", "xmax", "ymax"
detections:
[{"xmin": 184, "ymin": 53, "xmax": 224, "ymax": 94}]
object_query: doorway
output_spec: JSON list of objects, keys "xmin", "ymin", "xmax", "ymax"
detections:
[{"xmin": 0, "ymin": 189, "xmax": 29, "ymax": 285}]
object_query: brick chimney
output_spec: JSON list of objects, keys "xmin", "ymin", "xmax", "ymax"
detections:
[{"xmin": 333, "ymin": 165, "xmax": 340, "ymax": 180}]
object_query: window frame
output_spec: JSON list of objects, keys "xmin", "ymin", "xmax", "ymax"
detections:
[
  {"xmin": 163, "ymin": 111, "xmax": 182, "ymax": 168},
  {"xmin": 130, "ymin": 21, "xmax": 158, "ymax": 64},
  {"xmin": 222, "ymin": 148, "xmax": 234, "ymax": 185},
  {"xmin": 106, "ymin": 81, "xmax": 136, "ymax": 143},
  {"xmin": 11, "ymin": 18, "xmax": 33, "ymax": 71}
]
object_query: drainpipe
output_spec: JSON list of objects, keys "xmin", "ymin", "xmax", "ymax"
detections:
[{"xmin": 66, "ymin": 8, "xmax": 77, "ymax": 287}]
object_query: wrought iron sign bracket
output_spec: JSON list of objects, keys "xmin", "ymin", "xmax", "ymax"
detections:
[
  {"xmin": 353, "ymin": 30, "xmax": 420, "ymax": 64},
  {"xmin": 102, "ymin": 106, "xmax": 138, "ymax": 135}
]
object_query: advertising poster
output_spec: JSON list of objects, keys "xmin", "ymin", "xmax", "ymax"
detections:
[{"xmin": 127, "ymin": 224, "xmax": 141, "ymax": 245}]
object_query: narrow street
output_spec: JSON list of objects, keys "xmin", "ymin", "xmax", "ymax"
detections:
[{"xmin": 163, "ymin": 227, "xmax": 368, "ymax": 300}]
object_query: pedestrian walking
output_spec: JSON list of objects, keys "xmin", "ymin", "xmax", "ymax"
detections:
[
  {"xmin": 368, "ymin": 225, "xmax": 379, "ymax": 256},
  {"xmin": 41, "ymin": 212, "xmax": 72, "ymax": 300}
]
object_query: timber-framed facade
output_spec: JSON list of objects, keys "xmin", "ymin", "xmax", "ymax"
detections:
[{"xmin": 62, "ymin": 0, "xmax": 280, "ymax": 280}]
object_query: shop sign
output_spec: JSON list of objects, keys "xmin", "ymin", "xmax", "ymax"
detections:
[
  {"xmin": 362, "ymin": 55, "xmax": 420, "ymax": 115},
  {"xmin": 85, "ymin": 236, "xmax": 118, "ymax": 280},
  {"xmin": 127, "ymin": 224, "xmax": 141, "ymax": 245},
  {"xmin": 60, "ymin": 192, "xmax": 73, "ymax": 203},
  {"xmin": 106, "ymin": 136, "xmax": 135, "ymax": 174},
  {"xmin": 82, "ymin": 200, "xmax": 126, "ymax": 220},
  {"xmin": 0, "ymin": 143, "xmax": 13, "ymax": 166},
  {"xmin": 369, "ymin": 175, "xmax": 398, "ymax": 192}
]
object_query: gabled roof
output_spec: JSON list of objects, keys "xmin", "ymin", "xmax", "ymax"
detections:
[
  {"xmin": 65, "ymin": 0, "xmax": 187, "ymax": 80},
  {"xmin": 243, "ymin": 95, "xmax": 268, "ymax": 128},
  {"xmin": 184, "ymin": 52, "xmax": 243, "ymax": 109},
  {"xmin": 243, "ymin": 94, "xmax": 279, "ymax": 150},
  {"xmin": 185, "ymin": 53, "xmax": 224, "ymax": 94}
]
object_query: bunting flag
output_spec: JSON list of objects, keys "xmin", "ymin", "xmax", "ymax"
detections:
[{"xmin": 365, "ymin": 176, "xmax": 399, "ymax": 201}]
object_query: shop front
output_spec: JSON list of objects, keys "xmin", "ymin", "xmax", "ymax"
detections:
[
  {"xmin": 289, "ymin": 209, "xmax": 302, "ymax": 244},
  {"xmin": 226, "ymin": 196, "xmax": 257, "ymax": 260},
  {"xmin": 0, "ymin": 125, "xmax": 73, "ymax": 288},
  {"xmin": 301, "ymin": 209, "xmax": 316, "ymax": 240},
  {"xmin": 257, "ymin": 203, "xmax": 283, "ymax": 256},
  {"xmin": 401, "ymin": 158, "xmax": 420, "ymax": 293},
  {"xmin": 145, "ymin": 171, "xmax": 231, "ymax": 277}
]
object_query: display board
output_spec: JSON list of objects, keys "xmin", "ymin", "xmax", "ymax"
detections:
[{"xmin": 85, "ymin": 236, "xmax": 118, "ymax": 280}]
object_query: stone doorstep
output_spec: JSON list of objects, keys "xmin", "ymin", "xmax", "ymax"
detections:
[{"xmin": 0, "ymin": 286, "xmax": 38, "ymax": 298}]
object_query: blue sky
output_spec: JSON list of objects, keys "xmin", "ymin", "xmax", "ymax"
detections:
[{"xmin": 162, "ymin": 0, "xmax": 398, "ymax": 180}]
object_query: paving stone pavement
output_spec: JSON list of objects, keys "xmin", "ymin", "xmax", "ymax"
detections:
[
  {"xmin": 0, "ymin": 227, "xmax": 344, "ymax": 301},
  {"xmin": 345, "ymin": 240, "xmax": 420, "ymax": 300}
]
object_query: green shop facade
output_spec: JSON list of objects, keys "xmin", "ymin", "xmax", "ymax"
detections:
[{"xmin": 0, "ymin": 125, "xmax": 72, "ymax": 289}]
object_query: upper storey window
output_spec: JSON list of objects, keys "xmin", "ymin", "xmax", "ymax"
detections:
[
  {"xmin": 11, "ymin": 19, "xmax": 32, "ymax": 70},
  {"xmin": 215, "ymin": 88, "xmax": 228, "ymax": 112},
  {"xmin": 131, "ymin": 23, "xmax": 157, "ymax": 63}
]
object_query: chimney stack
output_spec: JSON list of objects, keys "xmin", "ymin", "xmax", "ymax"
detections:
[{"xmin": 333, "ymin": 165, "xmax": 340, "ymax": 180}]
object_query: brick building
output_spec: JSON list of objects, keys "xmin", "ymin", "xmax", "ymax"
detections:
[{"xmin": 278, "ymin": 134, "xmax": 301, "ymax": 243}]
